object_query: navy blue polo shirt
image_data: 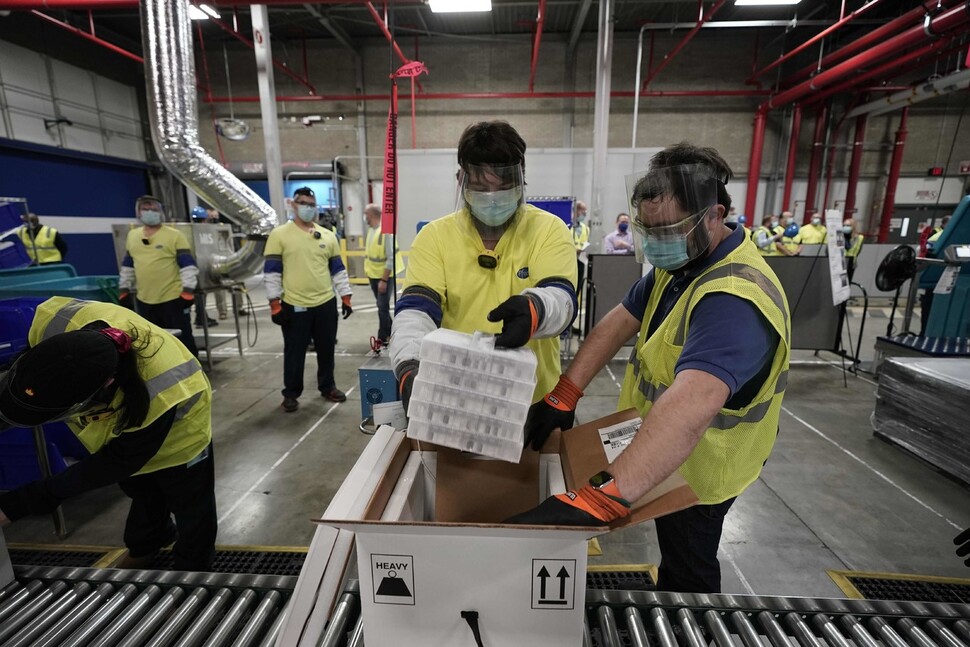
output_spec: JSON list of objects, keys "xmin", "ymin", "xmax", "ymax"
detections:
[{"xmin": 622, "ymin": 223, "xmax": 780, "ymax": 409}]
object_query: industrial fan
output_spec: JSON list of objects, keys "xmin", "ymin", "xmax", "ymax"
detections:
[{"xmin": 875, "ymin": 244, "xmax": 917, "ymax": 336}]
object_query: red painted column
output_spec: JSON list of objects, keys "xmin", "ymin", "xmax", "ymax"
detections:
[
  {"xmin": 803, "ymin": 104, "xmax": 828, "ymax": 219},
  {"xmin": 879, "ymin": 107, "xmax": 909, "ymax": 243},
  {"xmin": 844, "ymin": 113, "xmax": 867, "ymax": 219},
  {"xmin": 782, "ymin": 104, "xmax": 802, "ymax": 217},
  {"xmin": 744, "ymin": 108, "xmax": 768, "ymax": 221}
]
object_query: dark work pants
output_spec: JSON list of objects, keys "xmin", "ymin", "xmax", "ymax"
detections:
[
  {"xmin": 118, "ymin": 445, "xmax": 217, "ymax": 571},
  {"xmin": 281, "ymin": 298, "xmax": 338, "ymax": 399},
  {"xmin": 138, "ymin": 298, "xmax": 199, "ymax": 357},
  {"xmin": 368, "ymin": 277, "xmax": 394, "ymax": 342},
  {"xmin": 576, "ymin": 258, "xmax": 586, "ymax": 306},
  {"xmin": 655, "ymin": 497, "xmax": 736, "ymax": 593}
]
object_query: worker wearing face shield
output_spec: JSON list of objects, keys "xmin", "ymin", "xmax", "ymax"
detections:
[
  {"xmin": 118, "ymin": 196, "xmax": 200, "ymax": 358},
  {"xmin": 390, "ymin": 121, "xmax": 578, "ymax": 409},
  {"xmin": 0, "ymin": 297, "xmax": 215, "ymax": 571},
  {"xmin": 507, "ymin": 143, "xmax": 791, "ymax": 594}
]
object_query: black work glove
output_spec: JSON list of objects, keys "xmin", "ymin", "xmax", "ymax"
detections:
[
  {"xmin": 487, "ymin": 294, "xmax": 543, "ymax": 348},
  {"xmin": 956, "ymin": 527, "xmax": 970, "ymax": 567},
  {"xmin": 341, "ymin": 296, "xmax": 353, "ymax": 320},
  {"xmin": 524, "ymin": 375, "xmax": 583, "ymax": 450},
  {"xmin": 397, "ymin": 360, "xmax": 418, "ymax": 415},
  {"xmin": 504, "ymin": 496, "xmax": 603, "ymax": 526},
  {"xmin": 118, "ymin": 291, "xmax": 134, "ymax": 310}
]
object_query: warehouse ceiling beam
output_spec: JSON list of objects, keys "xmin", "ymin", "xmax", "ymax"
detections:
[
  {"xmin": 528, "ymin": 0, "xmax": 546, "ymax": 92},
  {"xmin": 364, "ymin": 1, "xmax": 411, "ymax": 66},
  {"xmin": 30, "ymin": 9, "xmax": 143, "ymax": 62},
  {"xmin": 302, "ymin": 3, "xmax": 358, "ymax": 56},
  {"xmin": 209, "ymin": 14, "xmax": 317, "ymax": 95},
  {"xmin": 641, "ymin": 0, "xmax": 727, "ymax": 89},
  {"xmin": 746, "ymin": 0, "xmax": 887, "ymax": 84},
  {"xmin": 202, "ymin": 88, "xmax": 770, "ymax": 103},
  {"xmin": 565, "ymin": 0, "xmax": 591, "ymax": 56}
]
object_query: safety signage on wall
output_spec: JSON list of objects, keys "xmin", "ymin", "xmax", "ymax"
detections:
[
  {"xmin": 371, "ymin": 553, "xmax": 415, "ymax": 605},
  {"xmin": 531, "ymin": 559, "xmax": 577, "ymax": 610}
]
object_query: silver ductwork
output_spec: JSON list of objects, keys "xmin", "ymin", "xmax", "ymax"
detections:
[{"xmin": 139, "ymin": 0, "xmax": 279, "ymax": 282}]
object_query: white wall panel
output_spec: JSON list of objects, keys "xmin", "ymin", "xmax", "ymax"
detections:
[
  {"xmin": 105, "ymin": 135, "xmax": 145, "ymax": 161},
  {"xmin": 95, "ymin": 76, "xmax": 140, "ymax": 122},
  {"xmin": 51, "ymin": 61, "xmax": 96, "ymax": 108},
  {"xmin": 9, "ymin": 112, "xmax": 56, "ymax": 146},
  {"xmin": 0, "ymin": 41, "xmax": 48, "ymax": 94}
]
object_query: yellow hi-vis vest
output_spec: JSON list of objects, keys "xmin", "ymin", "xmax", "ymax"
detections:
[
  {"xmin": 364, "ymin": 226, "xmax": 404, "ymax": 280},
  {"xmin": 617, "ymin": 240, "xmax": 791, "ymax": 504},
  {"xmin": 18, "ymin": 225, "xmax": 62, "ymax": 264},
  {"xmin": 572, "ymin": 221, "xmax": 589, "ymax": 251},
  {"xmin": 754, "ymin": 226, "xmax": 779, "ymax": 256},
  {"xmin": 27, "ymin": 297, "xmax": 212, "ymax": 475}
]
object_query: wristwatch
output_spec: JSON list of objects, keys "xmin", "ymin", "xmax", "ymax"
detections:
[{"xmin": 588, "ymin": 470, "xmax": 615, "ymax": 491}]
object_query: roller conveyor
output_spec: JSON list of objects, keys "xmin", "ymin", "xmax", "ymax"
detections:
[{"xmin": 2, "ymin": 565, "xmax": 294, "ymax": 647}]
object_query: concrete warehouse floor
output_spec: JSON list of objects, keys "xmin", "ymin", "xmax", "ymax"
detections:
[{"xmin": 5, "ymin": 276, "xmax": 969, "ymax": 598}]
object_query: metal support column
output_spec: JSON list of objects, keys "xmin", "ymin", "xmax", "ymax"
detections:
[
  {"xmin": 590, "ymin": 0, "xmax": 615, "ymax": 240},
  {"xmin": 251, "ymin": 5, "xmax": 286, "ymax": 222}
]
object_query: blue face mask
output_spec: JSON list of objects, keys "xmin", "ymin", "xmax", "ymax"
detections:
[
  {"xmin": 465, "ymin": 187, "xmax": 522, "ymax": 227},
  {"xmin": 140, "ymin": 210, "xmax": 162, "ymax": 226},
  {"xmin": 618, "ymin": 222, "xmax": 629, "ymax": 233},
  {"xmin": 296, "ymin": 204, "xmax": 317, "ymax": 223},
  {"xmin": 643, "ymin": 236, "xmax": 690, "ymax": 271}
]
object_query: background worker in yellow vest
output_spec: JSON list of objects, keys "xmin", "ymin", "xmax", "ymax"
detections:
[
  {"xmin": 796, "ymin": 211, "xmax": 827, "ymax": 244},
  {"xmin": 0, "ymin": 297, "xmax": 216, "ymax": 571},
  {"xmin": 753, "ymin": 215, "xmax": 782, "ymax": 255},
  {"xmin": 265, "ymin": 187, "xmax": 354, "ymax": 413},
  {"xmin": 842, "ymin": 217, "xmax": 865, "ymax": 281},
  {"xmin": 364, "ymin": 203, "xmax": 403, "ymax": 346},
  {"xmin": 17, "ymin": 213, "xmax": 67, "ymax": 265},
  {"xmin": 572, "ymin": 199, "xmax": 590, "ymax": 297},
  {"xmin": 927, "ymin": 215, "xmax": 950, "ymax": 254},
  {"xmin": 118, "ymin": 196, "xmax": 200, "ymax": 358},
  {"xmin": 507, "ymin": 143, "xmax": 791, "ymax": 594},
  {"xmin": 390, "ymin": 121, "xmax": 578, "ymax": 410},
  {"xmin": 775, "ymin": 211, "xmax": 802, "ymax": 256}
]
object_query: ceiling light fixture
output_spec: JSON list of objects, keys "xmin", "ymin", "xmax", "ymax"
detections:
[
  {"xmin": 735, "ymin": 0, "xmax": 801, "ymax": 5},
  {"xmin": 199, "ymin": 4, "xmax": 221, "ymax": 18},
  {"xmin": 428, "ymin": 0, "xmax": 492, "ymax": 14},
  {"xmin": 189, "ymin": 3, "xmax": 221, "ymax": 20}
]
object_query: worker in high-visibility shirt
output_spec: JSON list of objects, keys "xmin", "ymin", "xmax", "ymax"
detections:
[
  {"xmin": 507, "ymin": 143, "xmax": 791, "ymax": 594},
  {"xmin": 795, "ymin": 212, "xmax": 827, "ymax": 244},
  {"xmin": 118, "ymin": 196, "xmax": 199, "ymax": 358},
  {"xmin": 843, "ymin": 218, "xmax": 864, "ymax": 281},
  {"xmin": 364, "ymin": 203, "xmax": 403, "ymax": 347},
  {"xmin": 753, "ymin": 215, "xmax": 782, "ymax": 256},
  {"xmin": 927, "ymin": 216, "xmax": 950, "ymax": 254},
  {"xmin": 17, "ymin": 213, "xmax": 67, "ymax": 265},
  {"xmin": 0, "ymin": 297, "xmax": 216, "ymax": 571},
  {"xmin": 390, "ymin": 121, "xmax": 578, "ymax": 409},
  {"xmin": 775, "ymin": 211, "xmax": 802, "ymax": 256}
]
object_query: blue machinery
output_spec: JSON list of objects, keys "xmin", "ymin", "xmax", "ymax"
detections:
[{"xmin": 918, "ymin": 195, "xmax": 970, "ymax": 339}]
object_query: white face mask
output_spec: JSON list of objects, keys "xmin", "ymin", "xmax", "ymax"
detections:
[
  {"xmin": 140, "ymin": 210, "xmax": 162, "ymax": 226},
  {"xmin": 296, "ymin": 204, "xmax": 316, "ymax": 223},
  {"xmin": 811, "ymin": 217, "xmax": 822, "ymax": 226}
]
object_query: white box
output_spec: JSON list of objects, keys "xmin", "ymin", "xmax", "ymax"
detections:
[{"xmin": 0, "ymin": 528, "xmax": 13, "ymax": 589}]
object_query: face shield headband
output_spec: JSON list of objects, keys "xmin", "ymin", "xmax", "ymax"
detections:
[
  {"xmin": 625, "ymin": 165, "xmax": 722, "ymax": 268},
  {"xmin": 457, "ymin": 163, "xmax": 525, "ymax": 229}
]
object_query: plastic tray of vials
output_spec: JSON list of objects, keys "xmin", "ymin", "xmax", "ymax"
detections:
[{"xmin": 406, "ymin": 328, "xmax": 537, "ymax": 463}]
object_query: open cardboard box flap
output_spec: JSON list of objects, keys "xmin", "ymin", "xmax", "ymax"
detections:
[
  {"xmin": 314, "ymin": 409, "xmax": 698, "ymax": 533},
  {"xmin": 559, "ymin": 408, "xmax": 700, "ymax": 530}
]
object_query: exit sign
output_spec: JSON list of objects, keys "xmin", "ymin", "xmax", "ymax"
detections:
[
  {"xmin": 927, "ymin": 166, "xmax": 944, "ymax": 177},
  {"xmin": 959, "ymin": 160, "xmax": 970, "ymax": 175}
]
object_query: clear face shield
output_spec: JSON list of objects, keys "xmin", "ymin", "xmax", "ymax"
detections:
[
  {"xmin": 0, "ymin": 363, "xmax": 113, "ymax": 432},
  {"xmin": 625, "ymin": 164, "xmax": 721, "ymax": 271},
  {"xmin": 136, "ymin": 197, "xmax": 165, "ymax": 226},
  {"xmin": 457, "ymin": 163, "xmax": 525, "ymax": 231}
]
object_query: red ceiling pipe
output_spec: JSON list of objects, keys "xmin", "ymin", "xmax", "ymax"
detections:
[
  {"xmin": 879, "ymin": 107, "xmax": 908, "ymax": 243},
  {"xmin": 642, "ymin": 0, "xmax": 728, "ymax": 88},
  {"xmin": 364, "ymin": 1, "xmax": 411, "ymax": 66},
  {"xmin": 782, "ymin": 104, "xmax": 801, "ymax": 217},
  {"xmin": 202, "ymin": 89, "xmax": 771, "ymax": 103},
  {"xmin": 801, "ymin": 36, "xmax": 958, "ymax": 107},
  {"xmin": 0, "ymin": 0, "xmax": 423, "ymax": 6},
  {"xmin": 803, "ymin": 103, "xmax": 828, "ymax": 218},
  {"xmin": 528, "ymin": 0, "xmax": 547, "ymax": 93},
  {"xmin": 209, "ymin": 16, "xmax": 316, "ymax": 94},
  {"xmin": 844, "ymin": 113, "xmax": 867, "ymax": 219},
  {"xmin": 744, "ymin": 107, "xmax": 768, "ymax": 222},
  {"xmin": 784, "ymin": 0, "xmax": 951, "ymax": 87},
  {"xmin": 30, "ymin": 10, "xmax": 142, "ymax": 63},
  {"xmin": 767, "ymin": 4, "xmax": 970, "ymax": 110},
  {"xmin": 747, "ymin": 0, "xmax": 886, "ymax": 84}
]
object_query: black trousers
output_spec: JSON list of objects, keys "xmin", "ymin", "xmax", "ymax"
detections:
[
  {"xmin": 368, "ymin": 277, "xmax": 394, "ymax": 342},
  {"xmin": 576, "ymin": 259, "xmax": 586, "ymax": 306},
  {"xmin": 655, "ymin": 497, "xmax": 736, "ymax": 593},
  {"xmin": 138, "ymin": 298, "xmax": 199, "ymax": 357},
  {"xmin": 281, "ymin": 298, "xmax": 338, "ymax": 399},
  {"xmin": 118, "ymin": 444, "xmax": 217, "ymax": 571}
]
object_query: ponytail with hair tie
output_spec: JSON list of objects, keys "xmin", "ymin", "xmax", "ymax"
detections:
[{"xmin": 99, "ymin": 327, "xmax": 132, "ymax": 354}]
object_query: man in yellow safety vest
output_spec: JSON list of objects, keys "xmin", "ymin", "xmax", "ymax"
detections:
[
  {"xmin": 17, "ymin": 213, "xmax": 67, "ymax": 265},
  {"xmin": 364, "ymin": 203, "xmax": 403, "ymax": 347}
]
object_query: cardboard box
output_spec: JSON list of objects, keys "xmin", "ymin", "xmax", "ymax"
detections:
[{"xmin": 318, "ymin": 409, "xmax": 697, "ymax": 647}]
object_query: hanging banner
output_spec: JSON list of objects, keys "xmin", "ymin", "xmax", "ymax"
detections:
[{"xmin": 381, "ymin": 61, "xmax": 428, "ymax": 235}]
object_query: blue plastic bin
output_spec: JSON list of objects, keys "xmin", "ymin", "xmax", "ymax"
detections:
[
  {"xmin": 0, "ymin": 264, "xmax": 77, "ymax": 286},
  {"xmin": 0, "ymin": 296, "xmax": 45, "ymax": 366},
  {"xmin": 0, "ymin": 235, "xmax": 31, "ymax": 270}
]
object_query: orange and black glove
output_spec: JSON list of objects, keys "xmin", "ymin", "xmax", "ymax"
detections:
[
  {"xmin": 397, "ymin": 360, "xmax": 418, "ymax": 414},
  {"xmin": 524, "ymin": 375, "xmax": 583, "ymax": 450},
  {"xmin": 487, "ymin": 294, "xmax": 543, "ymax": 348},
  {"xmin": 118, "ymin": 291, "xmax": 134, "ymax": 310},
  {"xmin": 269, "ymin": 298, "xmax": 288, "ymax": 326},
  {"xmin": 341, "ymin": 295, "xmax": 353, "ymax": 320},
  {"xmin": 504, "ymin": 476, "xmax": 631, "ymax": 526},
  {"xmin": 179, "ymin": 289, "xmax": 195, "ymax": 310}
]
